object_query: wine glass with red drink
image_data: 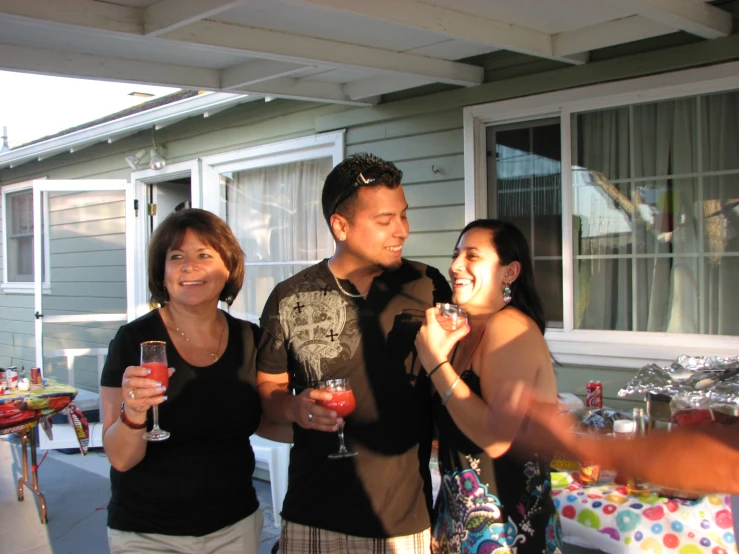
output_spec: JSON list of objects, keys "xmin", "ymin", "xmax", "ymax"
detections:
[
  {"xmin": 317, "ymin": 378, "xmax": 357, "ymax": 459},
  {"xmin": 141, "ymin": 341, "xmax": 170, "ymax": 441}
]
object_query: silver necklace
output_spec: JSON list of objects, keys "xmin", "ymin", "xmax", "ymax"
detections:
[
  {"xmin": 327, "ymin": 260, "xmax": 367, "ymax": 298},
  {"xmin": 171, "ymin": 314, "xmax": 226, "ymax": 362}
]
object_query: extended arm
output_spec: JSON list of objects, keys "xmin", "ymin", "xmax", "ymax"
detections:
[{"xmin": 516, "ymin": 394, "xmax": 739, "ymax": 494}]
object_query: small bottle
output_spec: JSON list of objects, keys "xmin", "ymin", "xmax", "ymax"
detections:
[{"xmin": 626, "ymin": 408, "xmax": 651, "ymax": 496}]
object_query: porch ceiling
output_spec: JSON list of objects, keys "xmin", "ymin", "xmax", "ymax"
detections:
[{"xmin": 0, "ymin": 0, "xmax": 733, "ymax": 105}]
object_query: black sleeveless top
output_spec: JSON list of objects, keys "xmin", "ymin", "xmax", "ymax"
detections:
[{"xmin": 432, "ymin": 369, "xmax": 563, "ymax": 554}]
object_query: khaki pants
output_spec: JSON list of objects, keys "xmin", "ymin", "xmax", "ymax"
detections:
[{"xmin": 108, "ymin": 510, "xmax": 264, "ymax": 554}]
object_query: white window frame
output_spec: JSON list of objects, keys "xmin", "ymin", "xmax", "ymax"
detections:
[
  {"xmin": 464, "ymin": 61, "xmax": 739, "ymax": 368},
  {"xmin": 2, "ymin": 179, "xmax": 50, "ymax": 294},
  {"xmin": 201, "ymin": 130, "xmax": 345, "ymax": 320}
]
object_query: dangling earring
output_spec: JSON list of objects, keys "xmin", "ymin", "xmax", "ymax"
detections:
[
  {"xmin": 503, "ymin": 283, "xmax": 512, "ymax": 304},
  {"xmin": 224, "ymin": 295, "xmax": 235, "ymax": 306}
]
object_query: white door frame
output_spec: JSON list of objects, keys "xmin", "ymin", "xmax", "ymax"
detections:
[
  {"xmin": 131, "ymin": 159, "xmax": 201, "ymax": 318},
  {"xmin": 33, "ymin": 179, "xmax": 135, "ymax": 450}
]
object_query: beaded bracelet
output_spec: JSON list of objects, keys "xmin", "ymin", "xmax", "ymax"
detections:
[
  {"xmin": 119, "ymin": 402, "xmax": 147, "ymax": 430},
  {"xmin": 427, "ymin": 360, "xmax": 447, "ymax": 379},
  {"xmin": 440, "ymin": 376, "xmax": 461, "ymax": 407}
]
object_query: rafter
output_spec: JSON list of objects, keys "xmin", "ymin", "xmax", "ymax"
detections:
[
  {"xmin": 221, "ymin": 60, "xmax": 309, "ymax": 90},
  {"xmin": 0, "ymin": 43, "xmax": 220, "ymax": 89},
  {"xmin": 164, "ymin": 20, "xmax": 483, "ymax": 86},
  {"xmin": 553, "ymin": 15, "xmax": 675, "ymax": 57},
  {"xmin": 286, "ymin": 0, "xmax": 585, "ymax": 64},
  {"xmin": 619, "ymin": 0, "xmax": 732, "ymax": 39},
  {"xmin": 232, "ymin": 77, "xmax": 378, "ymax": 106},
  {"xmin": 144, "ymin": 0, "xmax": 245, "ymax": 36}
]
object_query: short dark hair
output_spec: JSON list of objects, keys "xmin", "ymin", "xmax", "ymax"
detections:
[
  {"xmin": 148, "ymin": 208, "xmax": 245, "ymax": 306},
  {"xmin": 457, "ymin": 219, "xmax": 547, "ymax": 334},
  {"xmin": 321, "ymin": 152, "xmax": 403, "ymax": 226}
]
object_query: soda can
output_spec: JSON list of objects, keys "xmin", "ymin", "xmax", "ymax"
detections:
[
  {"xmin": 30, "ymin": 367, "xmax": 42, "ymax": 385},
  {"xmin": 585, "ymin": 380, "xmax": 602, "ymax": 408},
  {"xmin": 7, "ymin": 366, "xmax": 18, "ymax": 390}
]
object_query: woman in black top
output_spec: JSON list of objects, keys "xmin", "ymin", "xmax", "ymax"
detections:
[
  {"xmin": 415, "ymin": 219, "xmax": 563, "ymax": 554},
  {"xmin": 100, "ymin": 208, "xmax": 289, "ymax": 554}
]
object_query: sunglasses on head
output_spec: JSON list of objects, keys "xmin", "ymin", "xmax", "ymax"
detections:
[{"xmin": 331, "ymin": 165, "xmax": 388, "ymax": 215}]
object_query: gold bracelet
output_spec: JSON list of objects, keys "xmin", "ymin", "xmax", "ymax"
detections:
[{"xmin": 441, "ymin": 376, "xmax": 461, "ymax": 407}]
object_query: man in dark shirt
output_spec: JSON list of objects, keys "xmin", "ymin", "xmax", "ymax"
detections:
[{"xmin": 257, "ymin": 153, "xmax": 451, "ymax": 553}]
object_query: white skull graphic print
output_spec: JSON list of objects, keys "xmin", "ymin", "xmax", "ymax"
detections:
[{"xmin": 278, "ymin": 287, "xmax": 361, "ymax": 383}]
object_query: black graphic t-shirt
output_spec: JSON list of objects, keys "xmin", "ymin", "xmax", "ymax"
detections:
[{"xmin": 258, "ymin": 258, "xmax": 451, "ymax": 538}]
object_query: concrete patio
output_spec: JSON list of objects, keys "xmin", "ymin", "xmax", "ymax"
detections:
[{"xmin": 0, "ymin": 434, "xmax": 281, "ymax": 554}]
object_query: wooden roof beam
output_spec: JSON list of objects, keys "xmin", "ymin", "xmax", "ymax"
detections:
[
  {"xmin": 145, "ymin": 0, "xmax": 246, "ymax": 36},
  {"xmin": 619, "ymin": 0, "xmax": 732, "ymax": 39}
]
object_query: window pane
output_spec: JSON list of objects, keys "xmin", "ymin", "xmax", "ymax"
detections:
[
  {"xmin": 535, "ymin": 259, "xmax": 563, "ymax": 325},
  {"xmin": 230, "ymin": 263, "xmax": 315, "ymax": 322},
  {"xmin": 6, "ymin": 189, "xmax": 34, "ymax": 282},
  {"xmin": 634, "ymin": 257, "xmax": 699, "ymax": 332},
  {"xmin": 575, "ymin": 257, "xmax": 632, "ymax": 330},
  {"xmin": 704, "ymin": 175, "xmax": 739, "ymax": 254},
  {"xmin": 703, "ymin": 256, "xmax": 739, "ymax": 335},
  {"xmin": 488, "ymin": 122, "xmax": 563, "ymax": 327},
  {"xmin": 702, "ymin": 91, "xmax": 739, "ymax": 172},
  {"xmin": 573, "ymin": 178, "xmax": 633, "ymax": 257},
  {"xmin": 222, "ymin": 157, "xmax": 334, "ymax": 318},
  {"xmin": 573, "ymin": 107, "xmax": 630, "ymax": 181},
  {"xmin": 632, "ymin": 98, "xmax": 697, "ymax": 178},
  {"xmin": 634, "ymin": 178, "xmax": 699, "ymax": 255},
  {"xmin": 532, "ymin": 124, "xmax": 562, "ymax": 258}
]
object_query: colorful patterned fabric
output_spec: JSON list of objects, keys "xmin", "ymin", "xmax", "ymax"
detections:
[
  {"xmin": 432, "ymin": 370, "xmax": 563, "ymax": 554},
  {"xmin": 0, "ymin": 379, "xmax": 76, "ymax": 434},
  {"xmin": 552, "ymin": 471, "xmax": 737, "ymax": 553}
]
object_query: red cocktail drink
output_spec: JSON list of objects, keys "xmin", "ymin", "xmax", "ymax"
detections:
[
  {"xmin": 317, "ymin": 378, "xmax": 358, "ymax": 458},
  {"xmin": 143, "ymin": 361, "xmax": 169, "ymax": 390},
  {"xmin": 319, "ymin": 389, "xmax": 356, "ymax": 418}
]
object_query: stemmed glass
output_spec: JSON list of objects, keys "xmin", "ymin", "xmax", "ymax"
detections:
[
  {"xmin": 435, "ymin": 303, "xmax": 468, "ymax": 331},
  {"xmin": 141, "ymin": 341, "xmax": 170, "ymax": 442},
  {"xmin": 317, "ymin": 378, "xmax": 357, "ymax": 459}
]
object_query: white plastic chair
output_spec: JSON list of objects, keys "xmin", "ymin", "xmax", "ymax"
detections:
[{"xmin": 251, "ymin": 436, "xmax": 290, "ymax": 526}]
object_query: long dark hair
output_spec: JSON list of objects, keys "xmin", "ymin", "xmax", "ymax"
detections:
[{"xmin": 457, "ymin": 219, "xmax": 546, "ymax": 335}]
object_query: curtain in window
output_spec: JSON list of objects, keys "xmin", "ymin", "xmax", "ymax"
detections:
[
  {"xmin": 223, "ymin": 158, "xmax": 334, "ymax": 320},
  {"xmin": 8, "ymin": 190, "xmax": 34, "ymax": 281},
  {"xmin": 574, "ymin": 93, "xmax": 738, "ymax": 336}
]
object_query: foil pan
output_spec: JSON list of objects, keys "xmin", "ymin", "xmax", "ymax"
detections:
[{"xmin": 619, "ymin": 355, "xmax": 739, "ymax": 404}]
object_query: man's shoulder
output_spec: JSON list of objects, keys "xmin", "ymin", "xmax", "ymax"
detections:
[{"xmin": 394, "ymin": 258, "xmax": 446, "ymax": 284}]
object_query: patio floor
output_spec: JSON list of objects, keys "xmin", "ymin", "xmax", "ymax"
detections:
[{"xmin": 0, "ymin": 435, "xmax": 281, "ymax": 554}]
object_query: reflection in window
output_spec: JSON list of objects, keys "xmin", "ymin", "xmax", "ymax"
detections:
[
  {"xmin": 572, "ymin": 92, "xmax": 738, "ymax": 335},
  {"xmin": 487, "ymin": 121, "xmax": 563, "ymax": 326}
]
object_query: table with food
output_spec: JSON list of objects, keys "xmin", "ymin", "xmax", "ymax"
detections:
[
  {"xmin": 0, "ymin": 367, "xmax": 79, "ymax": 523},
  {"xmin": 553, "ymin": 355, "xmax": 739, "ymax": 554}
]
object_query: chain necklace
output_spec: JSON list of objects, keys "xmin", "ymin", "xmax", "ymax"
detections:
[
  {"xmin": 327, "ymin": 259, "xmax": 367, "ymax": 298},
  {"xmin": 169, "ymin": 313, "xmax": 226, "ymax": 362}
]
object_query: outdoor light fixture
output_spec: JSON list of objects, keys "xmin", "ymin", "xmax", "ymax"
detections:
[
  {"xmin": 124, "ymin": 149, "xmax": 147, "ymax": 170},
  {"xmin": 149, "ymin": 147, "xmax": 166, "ymax": 170},
  {"xmin": 124, "ymin": 138, "xmax": 167, "ymax": 171}
]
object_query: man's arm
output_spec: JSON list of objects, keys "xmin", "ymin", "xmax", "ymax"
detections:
[{"xmin": 512, "ymin": 386, "xmax": 739, "ymax": 494}]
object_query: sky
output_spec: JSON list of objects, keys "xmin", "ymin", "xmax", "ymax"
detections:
[{"xmin": 0, "ymin": 71, "xmax": 180, "ymax": 149}]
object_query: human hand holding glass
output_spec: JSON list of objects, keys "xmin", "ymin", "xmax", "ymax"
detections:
[
  {"xmin": 141, "ymin": 341, "xmax": 170, "ymax": 441},
  {"xmin": 435, "ymin": 303, "xmax": 468, "ymax": 331},
  {"xmin": 317, "ymin": 378, "xmax": 357, "ymax": 459}
]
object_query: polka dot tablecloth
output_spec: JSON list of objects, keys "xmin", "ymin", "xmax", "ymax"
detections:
[{"xmin": 552, "ymin": 471, "xmax": 736, "ymax": 554}]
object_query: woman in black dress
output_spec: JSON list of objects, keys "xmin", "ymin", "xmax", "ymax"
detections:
[{"xmin": 416, "ymin": 219, "xmax": 562, "ymax": 554}]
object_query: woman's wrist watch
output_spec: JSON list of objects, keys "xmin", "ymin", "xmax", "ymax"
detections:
[{"xmin": 119, "ymin": 402, "xmax": 147, "ymax": 430}]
